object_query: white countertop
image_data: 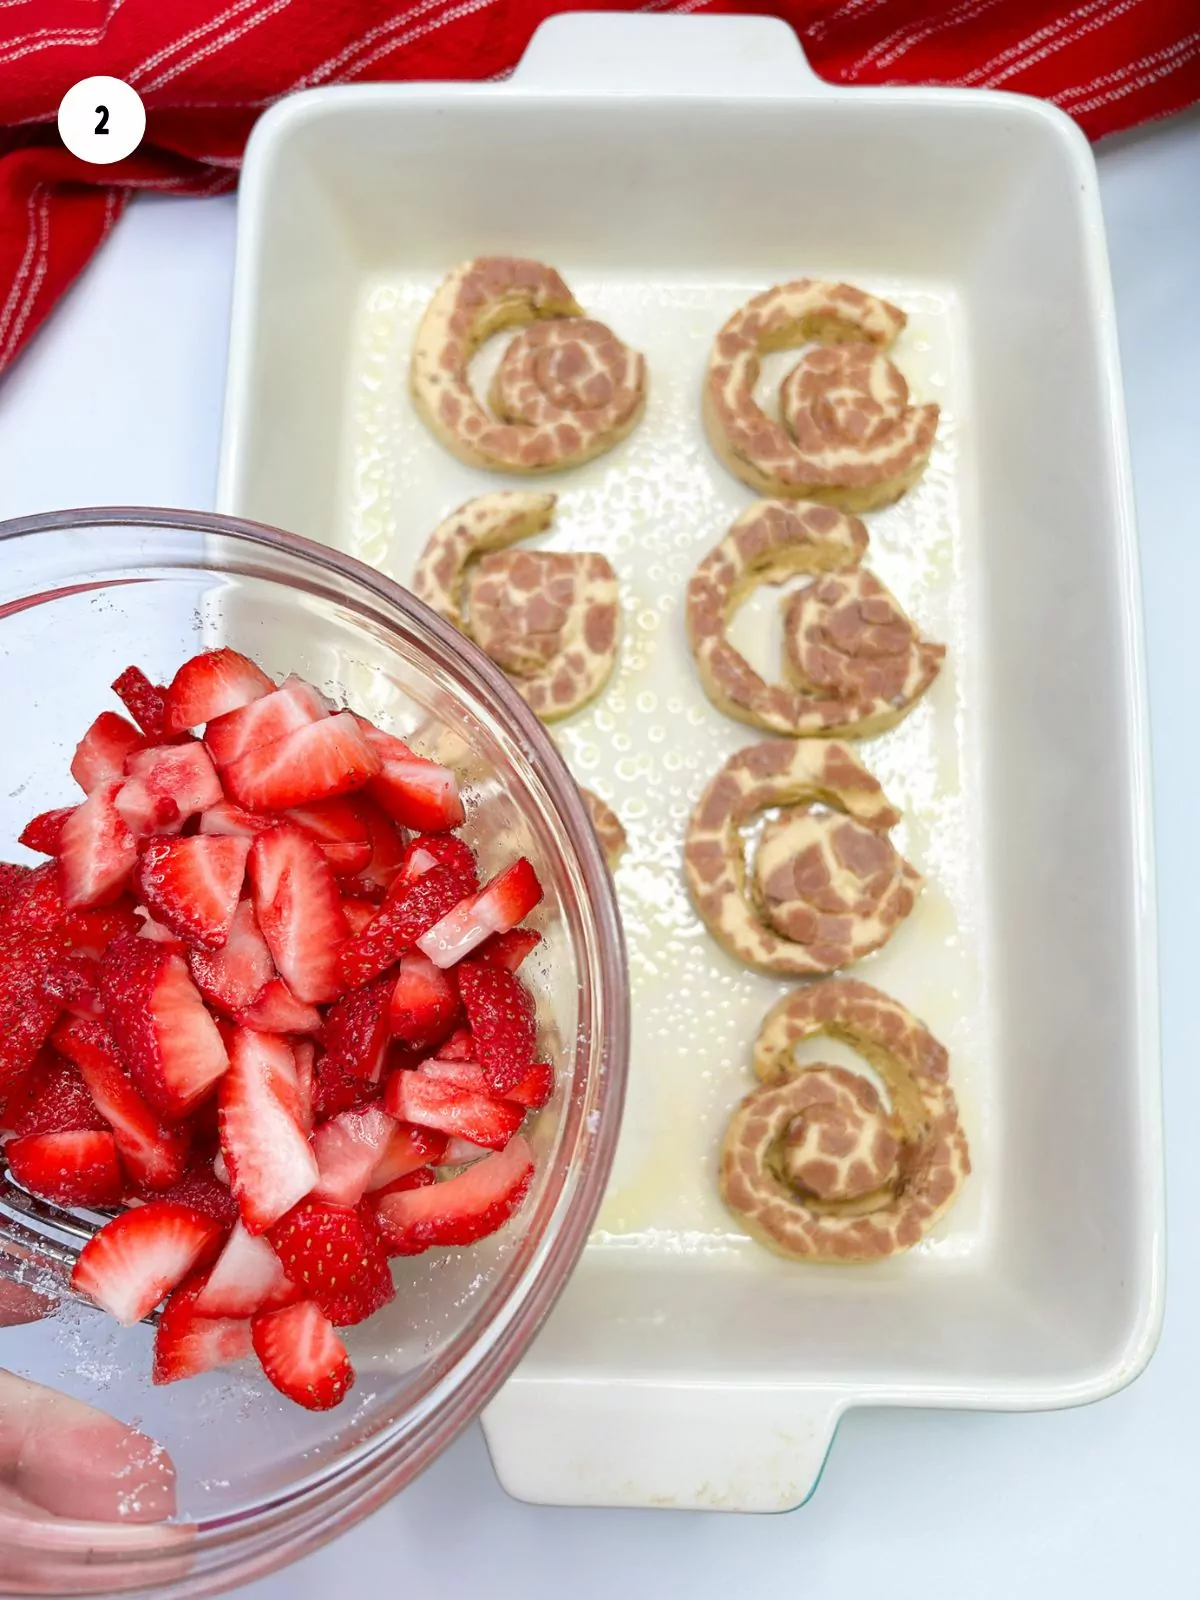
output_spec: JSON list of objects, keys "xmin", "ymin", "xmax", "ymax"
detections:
[{"xmin": 0, "ymin": 103, "xmax": 1196, "ymax": 1600}]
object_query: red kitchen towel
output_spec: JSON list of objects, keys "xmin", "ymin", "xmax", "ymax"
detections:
[{"xmin": 0, "ymin": 0, "xmax": 1197, "ymax": 375}]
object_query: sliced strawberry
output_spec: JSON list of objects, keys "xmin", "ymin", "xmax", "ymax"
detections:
[
  {"xmin": 505, "ymin": 1060, "xmax": 554, "ymax": 1110},
  {"xmin": 455, "ymin": 961, "xmax": 538, "ymax": 1096},
  {"xmin": 100, "ymin": 938, "xmax": 230, "ymax": 1119},
  {"xmin": 267, "ymin": 1200, "xmax": 394, "ymax": 1327},
  {"xmin": 475, "ymin": 927, "xmax": 542, "ymax": 973},
  {"xmin": 0, "ymin": 936, "xmax": 64, "ymax": 1093},
  {"xmin": 61, "ymin": 898, "xmax": 141, "ymax": 957},
  {"xmin": 284, "ymin": 797, "xmax": 372, "ymax": 874},
  {"xmin": 9, "ymin": 1050, "xmax": 104, "ymax": 1136},
  {"xmin": 416, "ymin": 858, "xmax": 543, "ymax": 970},
  {"xmin": 358, "ymin": 721, "xmax": 464, "ymax": 833},
  {"xmin": 6, "ymin": 1129, "xmax": 123, "ymax": 1207},
  {"xmin": 71, "ymin": 712, "xmax": 145, "ymax": 794},
  {"xmin": 193, "ymin": 1221, "xmax": 299, "ymax": 1318},
  {"xmin": 72, "ymin": 1200, "xmax": 225, "ymax": 1325},
  {"xmin": 385, "ymin": 1069, "xmax": 523, "ymax": 1151},
  {"xmin": 396, "ymin": 834, "xmax": 479, "ymax": 893},
  {"xmin": 1, "ymin": 861, "xmax": 65, "ymax": 932},
  {"xmin": 312, "ymin": 1104, "xmax": 397, "ymax": 1206},
  {"xmin": 163, "ymin": 648, "xmax": 274, "ymax": 735},
  {"xmin": 421, "ymin": 1057, "xmax": 553, "ymax": 1111},
  {"xmin": 321, "ymin": 977, "xmax": 392, "ymax": 1081},
  {"xmin": 204, "ymin": 675, "xmax": 328, "ymax": 770},
  {"xmin": 153, "ymin": 1280, "xmax": 253, "ymax": 1385},
  {"xmin": 116, "ymin": 744, "xmax": 223, "ymax": 837},
  {"xmin": 310, "ymin": 1051, "xmax": 377, "ymax": 1123},
  {"xmin": 136, "ymin": 835, "xmax": 250, "ymax": 950},
  {"xmin": 53, "ymin": 1016, "xmax": 190, "ymax": 1190},
  {"xmin": 187, "ymin": 898, "xmax": 275, "ymax": 1014},
  {"xmin": 374, "ymin": 1136, "xmax": 534, "ymax": 1254},
  {"xmin": 225, "ymin": 712, "xmax": 380, "ymax": 813},
  {"xmin": 364, "ymin": 1121, "xmax": 447, "ymax": 1192},
  {"xmin": 57, "ymin": 779, "xmax": 137, "ymax": 908},
  {"xmin": 19, "ymin": 805, "xmax": 77, "ymax": 856},
  {"xmin": 0, "ymin": 863, "xmax": 32, "ymax": 919},
  {"xmin": 388, "ymin": 954, "xmax": 459, "ymax": 1051},
  {"xmin": 218, "ymin": 1028, "xmax": 318, "ymax": 1234},
  {"xmin": 111, "ymin": 666, "xmax": 167, "ymax": 739},
  {"xmin": 338, "ymin": 864, "xmax": 476, "ymax": 990},
  {"xmin": 149, "ymin": 1161, "xmax": 239, "ymax": 1225},
  {"xmin": 236, "ymin": 977, "xmax": 322, "ymax": 1035},
  {"xmin": 339, "ymin": 799, "xmax": 407, "ymax": 900},
  {"xmin": 440, "ymin": 1136, "xmax": 493, "ymax": 1166},
  {"xmin": 371, "ymin": 1166, "xmax": 437, "ymax": 1207},
  {"xmin": 137, "ymin": 914, "xmax": 183, "ymax": 944},
  {"xmin": 293, "ymin": 1039, "xmax": 315, "ymax": 1133},
  {"xmin": 251, "ymin": 1299, "xmax": 354, "ymax": 1411},
  {"xmin": 198, "ymin": 800, "xmax": 272, "ymax": 842},
  {"xmin": 248, "ymin": 827, "xmax": 348, "ymax": 1004},
  {"xmin": 341, "ymin": 898, "xmax": 377, "ymax": 938},
  {"xmin": 434, "ymin": 1026, "xmax": 475, "ymax": 1063}
]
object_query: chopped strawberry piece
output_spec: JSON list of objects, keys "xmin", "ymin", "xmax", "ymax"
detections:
[
  {"xmin": 9, "ymin": 1051, "xmax": 104, "ymax": 1136},
  {"xmin": 6, "ymin": 1129, "xmax": 124, "ymax": 1207},
  {"xmin": 388, "ymin": 954, "xmax": 460, "ymax": 1051},
  {"xmin": 153, "ymin": 1280, "xmax": 253, "ymax": 1385},
  {"xmin": 111, "ymin": 667, "xmax": 167, "ymax": 739},
  {"xmin": 225, "ymin": 712, "xmax": 380, "ymax": 812},
  {"xmin": 340, "ymin": 898, "xmax": 377, "ymax": 938},
  {"xmin": 338, "ymin": 864, "xmax": 475, "ymax": 990},
  {"xmin": 137, "ymin": 914, "xmax": 183, "ymax": 943},
  {"xmin": 506, "ymin": 1061, "xmax": 554, "ymax": 1110},
  {"xmin": 204, "ymin": 675, "xmax": 328, "ymax": 769},
  {"xmin": 235, "ymin": 977, "xmax": 322, "ymax": 1035},
  {"xmin": 71, "ymin": 712, "xmax": 145, "ymax": 794},
  {"xmin": 57, "ymin": 780, "xmax": 137, "ymax": 908},
  {"xmin": 284, "ymin": 797, "xmax": 372, "ymax": 875},
  {"xmin": 441, "ymin": 1136, "xmax": 493, "ymax": 1166},
  {"xmin": 434, "ymin": 1026, "xmax": 475, "ymax": 1062},
  {"xmin": 72, "ymin": 1200, "xmax": 225, "ymax": 1325},
  {"xmin": 198, "ymin": 800, "xmax": 272, "ymax": 842},
  {"xmin": 218, "ymin": 1028, "xmax": 318, "ymax": 1234},
  {"xmin": 395, "ymin": 834, "xmax": 479, "ymax": 894},
  {"xmin": 455, "ymin": 961, "xmax": 538, "ymax": 1096},
  {"xmin": 0, "ymin": 863, "xmax": 32, "ymax": 919},
  {"xmin": 162, "ymin": 649, "xmax": 275, "ymax": 736},
  {"xmin": 310, "ymin": 1051, "xmax": 377, "ymax": 1123},
  {"xmin": 417, "ymin": 858, "xmax": 542, "ymax": 970},
  {"xmin": 248, "ymin": 827, "xmax": 348, "ymax": 1004},
  {"xmin": 149, "ymin": 1162, "xmax": 239, "ymax": 1225},
  {"xmin": 338, "ymin": 799, "xmax": 407, "ymax": 899},
  {"xmin": 60, "ymin": 898, "xmax": 141, "ymax": 956},
  {"xmin": 100, "ymin": 938, "xmax": 230, "ymax": 1119},
  {"xmin": 364, "ymin": 1122, "xmax": 447, "ymax": 1192},
  {"xmin": 293, "ymin": 1039, "xmax": 315, "ymax": 1133},
  {"xmin": 116, "ymin": 744, "xmax": 222, "ymax": 837},
  {"xmin": 136, "ymin": 835, "xmax": 250, "ymax": 950},
  {"xmin": 53, "ymin": 1017, "xmax": 190, "ymax": 1190},
  {"xmin": 320, "ymin": 978, "xmax": 390, "ymax": 1081},
  {"xmin": 385, "ymin": 1069, "xmax": 523, "ymax": 1151},
  {"xmin": 251, "ymin": 1300, "xmax": 354, "ymax": 1411},
  {"xmin": 41, "ymin": 951, "xmax": 103, "ymax": 1017},
  {"xmin": 374, "ymin": 1136, "xmax": 533, "ymax": 1254},
  {"xmin": 193, "ymin": 1221, "xmax": 299, "ymax": 1319},
  {"xmin": 475, "ymin": 926, "xmax": 542, "ymax": 973},
  {"xmin": 19, "ymin": 805, "xmax": 77, "ymax": 856},
  {"xmin": 0, "ymin": 927, "xmax": 68, "ymax": 1094},
  {"xmin": 358, "ymin": 722, "xmax": 464, "ymax": 833},
  {"xmin": 268, "ymin": 1200, "xmax": 394, "ymax": 1327},
  {"xmin": 187, "ymin": 898, "xmax": 275, "ymax": 1014},
  {"xmin": 2, "ymin": 861, "xmax": 65, "ymax": 933},
  {"xmin": 312, "ymin": 1104, "xmax": 397, "ymax": 1206},
  {"xmin": 371, "ymin": 1166, "xmax": 437, "ymax": 1207},
  {"xmin": 420, "ymin": 1056, "xmax": 553, "ymax": 1111},
  {"xmin": 417, "ymin": 1057, "xmax": 492, "ymax": 1093}
]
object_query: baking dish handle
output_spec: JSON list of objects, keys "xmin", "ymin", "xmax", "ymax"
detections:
[{"xmin": 512, "ymin": 12, "xmax": 831, "ymax": 97}]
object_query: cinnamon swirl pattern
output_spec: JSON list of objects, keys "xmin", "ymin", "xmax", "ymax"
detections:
[
  {"xmin": 704, "ymin": 280, "xmax": 939, "ymax": 510},
  {"xmin": 581, "ymin": 788, "xmax": 627, "ymax": 871},
  {"xmin": 684, "ymin": 740, "xmax": 920, "ymax": 976},
  {"xmin": 719, "ymin": 980, "xmax": 970, "ymax": 1262},
  {"xmin": 410, "ymin": 258, "xmax": 647, "ymax": 474}
]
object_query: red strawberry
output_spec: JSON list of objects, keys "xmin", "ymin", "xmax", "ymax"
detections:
[
  {"xmin": 417, "ymin": 858, "xmax": 542, "ymax": 969},
  {"xmin": 505, "ymin": 1061, "xmax": 554, "ymax": 1110},
  {"xmin": 434, "ymin": 1026, "xmax": 475, "ymax": 1062},
  {"xmin": 187, "ymin": 898, "xmax": 275, "ymax": 1014},
  {"xmin": 153, "ymin": 1281, "xmax": 253, "ymax": 1385},
  {"xmin": 374, "ymin": 1136, "xmax": 533, "ymax": 1254},
  {"xmin": 251, "ymin": 1300, "xmax": 354, "ymax": 1411},
  {"xmin": 71, "ymin": 712, "xmax": 145, "ymax": 794},
  {"xmin": 61, "ymin": 898, "xmax": 141, "ymax": 956},
  {"xmin": 475, "ymin": 927, "xmax": 541, "ymax": 973},
  {"xmin": 293, "ymin": 1039, "xmax": 315, "ymax": 1133},
  {"xmin": 162, "ymin": 648, "xmax": 274, "ymax": 735},
  {"xmin": 312, "ymin": 1104, "xmax": 397, "ymax": 1206},
  {"xmin": 338, "ymin": 799, "xmax": 407, "ymax": 899},
  {"xmin": 388, "ymin": 954, "xmax": 459, "ymax": 1051},
  {"xmin": 420, "ymin": 1057, "xmax": 552, "ymax": 1110},
  {"xmin": 198, "ymin": 799, "xmax": 272, "ymax": 842},
  {"xmin": 1, "ymin": 861, "xmax": 64, "ymax": 933},
  {"xmin": 19, "ymin": 805, "xmax": 77, "ymax": 856},
  {"xmin": 371, "ymin": 1166, "xmax": 437, "ymax": 1208},
  {"xmin": 310, "ymin": 1051, "xmax": 377, "ymax": 1123},
  {"xmin": 204, "ymin": 675, "xmax": 328, "ymax": 769},
  {"xmin": 148, "ymin": 1162, "xmax": 239, "ymax": 1226},
  {"xmin": 338, "ymin": 865, "xmax": 475, "ymax": 990},
  {"xmin": 218, "ymin": 1028, "xmax": 318, "ymax": 1234},
  {"xmin": 320, "ymin": 977, "xmax": 392, "ymax": 1081},
  {"xmin": 11, "ymin": 1052, "xmax": 105, "ymax": 1136},
  {"xmin": 136, "ymin": 835, "xmax": 251, "ymax": 950},
  {"xmin": 72, "ymin": 1201, "xmax": 225, "ymax": 1325},
  {"xmin": 193, "ymin": 1220, "xmax": 299, "ymax": 1318},
  {"xmin": 455, "ymin": 962, "xmax": 537, "ymax": 1095},
  {"xmin": 267, "ymin": 1200, "xmax": 394, "ymax": 1327},
  {"xmin": 385, "ymin": 1070, "xmax": 523, "ymax": 1151},
  {"xmin": 440, "ymin": 1136, "xmax": 491, "ymax": 1166},
  {"xmin": 6, "ymin": 1129, "xmax": 124, "ymax": 1207},
  {"xmin": 0, "ymin": 863, "xmax": 32, "ymax": 920},
  {"xmin": 136, "ymin": 915, "xmax": 182, "ymax": 944},
  {"xmin": 236, "ymin": 977, "xmax": 322, "ymax": 1035},
  {"xmin": 364, "ymin": 1122, "xmax": 447, "ymax": 1193},
  {"xmin": 284, "ymin": 797, "xmax": 372, "ymax": 874},
  {"xmin": 100, "ymin": 938, "xmax": 230, "ymax": 1119},
  {"xmin": 357, "ymin": 721, "xmax": 464, "ymax": 833},
  {"xmin": 395, "ymin": 834, "xmax": 479, "ymax": 894},
  {"xmin": 248, "ymin": 827, "xmax": 348, "ymax": 1004},
  {"xmin": 116, "ymin": 744, "xmax": 223, "ymax": 837},
  {"xmin": 225, "ymin": 712, "xmax": 380, "ymax": 812},
  {"xmin": 53, "ymin": 1016, "xmax": 190, "ymax": 1190},
  {"xmin": 57, "ymin": 780, "xmax": 137, "ymax": 907},
  {"xmin": 111, "ymin": 666, "xmax": 167, "ymax": 739},
  {"xmin": 341, "ymin": 898, "xmax": 377, "ymax": 938}
]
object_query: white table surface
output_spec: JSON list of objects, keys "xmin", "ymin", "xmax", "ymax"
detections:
[{"xmin": 0, "ymin": 103, "xmax": 1196, "ymax": 1600}]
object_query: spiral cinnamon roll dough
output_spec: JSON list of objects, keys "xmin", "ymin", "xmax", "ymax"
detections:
[
  {"xmin": 719, "ymin": 979, "xmax": 970, "ymax": 1262},
  {"xmin": 412, "ymin": 492, "xmax": 620, "ymax": 721},
  {"xmin": 684, "ymin": 740, "xmax": 920, "ymax": 975},
  {"xmin": 410, "ymin": 258, "xmax": 647, "ymax": 473},
  {"xmin": 704, "ymin": 280, "xmax": 939, "ymax": 510}
]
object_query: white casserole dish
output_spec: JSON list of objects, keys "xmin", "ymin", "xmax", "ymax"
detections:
[{"xmin": 216, "ymin": 11, "xmax": 1163, "ymax": 1512}]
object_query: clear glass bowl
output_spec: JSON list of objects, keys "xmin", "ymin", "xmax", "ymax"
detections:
[{"xmin": 0, "ymin": 508, "xmax": 628, "ymax": 1596}]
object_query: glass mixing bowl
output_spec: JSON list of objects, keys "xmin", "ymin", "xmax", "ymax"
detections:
[{"xmin": 0, "ymin": 508, "xmax": 628, "ymax": 1596}]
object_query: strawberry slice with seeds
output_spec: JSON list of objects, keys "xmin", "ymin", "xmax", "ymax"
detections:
[
  {"xmin": 42, "ymin": 951, "xmax": 104, "ymax": 1018},
  {"xmin": 218, "ymin": 1028, "xmax": 318, "ymax": 1234},
  {"xmin": 385, "ymin": 1069, "xmax": 524, "ymax": 1151},
  {"xmin": 187, "ymin": 898, "xmax": 275, "ymax": 1014},
  {"xmin": 284, "ymin": 797, "xmax": 372, "ymax": 875},
  {"xmin": 341, "ymin": 898, "xmax": 377, "ymax": 938},
  {"xmin": 204, "ymin": 675, "xmax": 328, "ymax": 769},
  {"xmin": 475, "ymin": 927, "xmax": 542, "ymax": 973},
  {"xmin": 455, "ymin": 961, "xmax": 537, "ymax": 1095},
  {"xmin": 421, "ymin": 1057, "xmax": 553, "ymax": 1111},
  {"xmin": 248, "ymin": 826, "xmax": 348, "ymax": 1004},
  {"xmin": 19, "ymin": 805, "xmax": 78, "ymax": 856},
  {"xmin": 312, "ymin": 1104, "xmax": 398, "ymax": 1206},
  {"xmin": 338, "ymin": 799, "xmax": 407, "ymax": 900},
  {"xmin": 153, "ymin": 1280, "xmax": 253, "ymax": 1385},
  {"xmin": 251, "ymin": 1300, "xmax": 354, "ymax": 1411},
  {"xmin": 310, "ymin": 1051, "xmax": 377, "ymax": 1123},
  {"xmin": 416, "ymin": 858, "xmax": 542, "ymax": 969},
  {"xmin": 10, "ymin": 1051, "xmax": 106, "ymax": 1136},
  {"xmin": 0, "ymin": 937, "xmax": 64, "ymax": 1093},
  {"xmin": 225, "ymin": 712, "xmax": 380, "ymax": 812},
  {"xmin": 388, "ymin": 954, "xmax": 459, "ymax": 1051},
  {"xmin": 364, "ymin": 1122, "xmax": 447, "ymax": 1193},
  {"xmin": 338, "ymin": 864, "xmax": 475, "ymax": 990},
  {"xmin": 163, "ymin": 649, "xmax": 274, "ymax": 735},
  {"xmin": 61, "ymin": 897, "xmax": 141, "ymax": 957},
  {"xmin": 357, "ymin": 722, "xmax": 464, "ymax": 833},
  {"xmin": 236, "ymin": 977, "xmax": 323, "ymax": 1035},
  {"xmin": 72, "ymin": 1200, "xmax": 225, "ymax": 1325},
  {"xmin": 321, "ymin": 976, "xmax": 392, "ymax": 1080},
  {"xmin": 193, "ymin": 1220, "xmax": 299, "ymax": 1319},
  {"xmin": 371, "ymin": 1166, "xmax": 437, "ymax": 1209},
  {"xmin": 293, "ymin": 1039, "xmax": 315, "ymax": 1132},
  {"xmin": 6, "ymin": 1129, "xmax": 124, "ymax": 1207},
  {"xmin": 434, "ymin": 1026, "xmax": 475, "ymax": 1063},
  {"xmin": 198, "ymin": 799, "xmax": 272, "ymax": 842},
  {"xmin": 57, "ymin": 779, "xmax": 138, "ymax": 907},
  {"xmin": 268, "ymin": 1200, "xmax": 394, "ymax": 1327},
  {"xmin": 146, "ymin": 1161, "xmax": 239, "ymax": 1226},
  {"xmin": 395, "ymin": 834, "xmax": 479, "ymax": 894},
  {"xmin": 71, "ymin": 712, "xmax": 145, "ymax": 794},
  {"xmin": 136, "ymin": 835, "xmax": 250, "ymax": 950},
  {"xmin": 100, "ymin": 937, "xmax": 230, "ymax": 1119},
  {"xmin": 111, "ymin": 666, "xmax": 167, "ymax": 739},
  {"xmin": 116, "ymin": 744, "xmax": 223, "ymax": 837},
  {"xmin": 373, "ymin": 1136, "xmax": 534, "ymax": 1254}
]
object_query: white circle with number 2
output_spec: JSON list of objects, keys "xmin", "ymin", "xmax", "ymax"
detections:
[{"xmin": 58, "ymin": 77, "xmax": 146, "ymax": 164}]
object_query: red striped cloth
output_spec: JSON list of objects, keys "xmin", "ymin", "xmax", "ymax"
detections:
[{"xmin": 0, "ymin": 0, "xmax": 1196, "ymax": 374}]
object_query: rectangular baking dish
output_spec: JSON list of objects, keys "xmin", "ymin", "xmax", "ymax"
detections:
[{"xmin": 217, "ymin": 11, "xmax": 1163, "ymax": 1512}]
